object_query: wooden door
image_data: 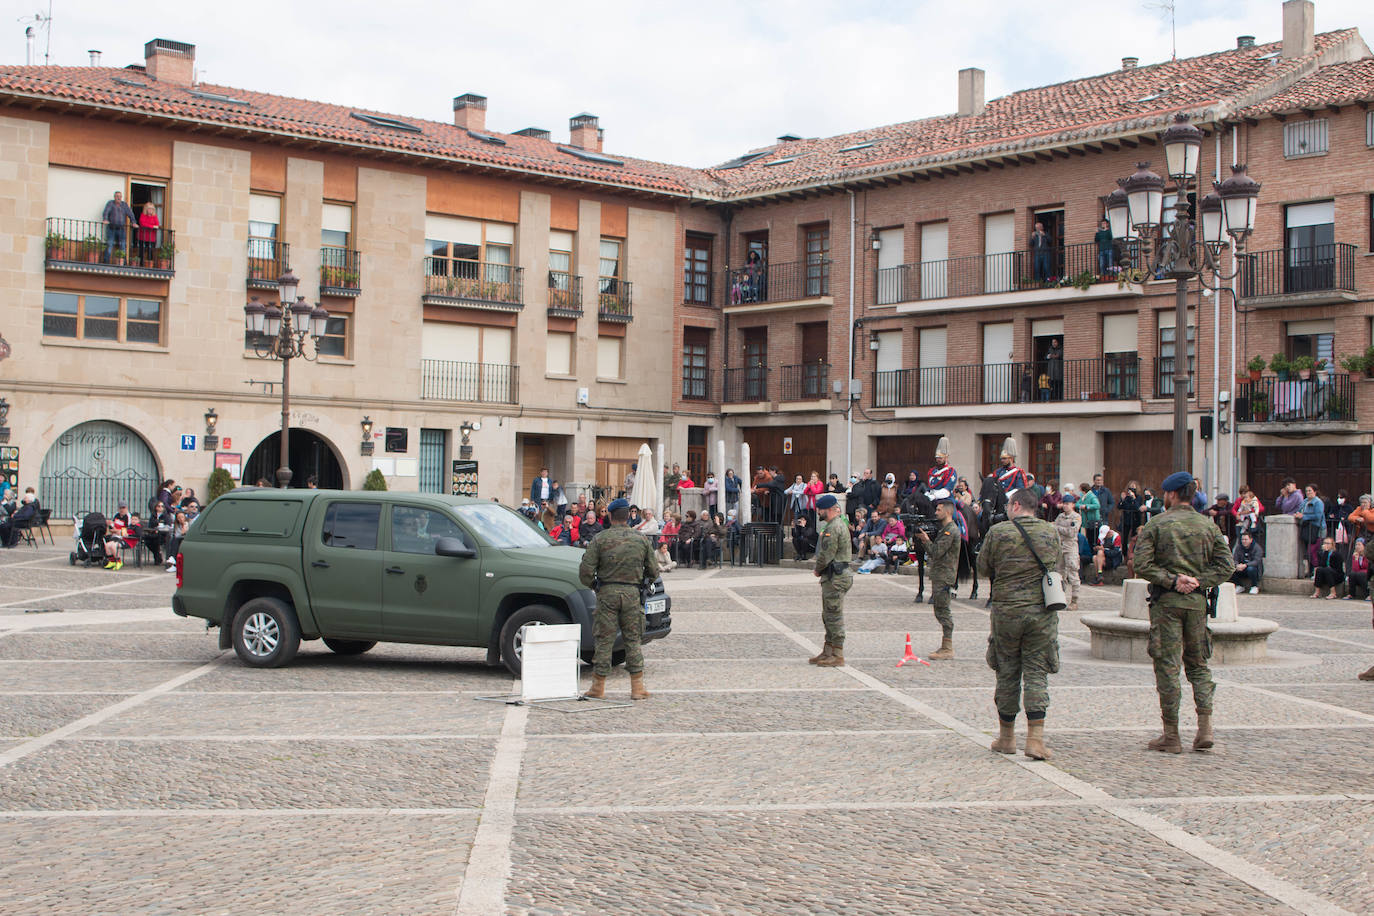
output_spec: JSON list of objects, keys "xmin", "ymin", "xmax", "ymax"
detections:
[
  {"xmin": 686, "ymin": 426, "xmax": 708, "ymax": 484},
  {"xmin": 1247, "ymin": 445, "xmax": 1370, "ymax": 505},
  {"xmin": 800, "ymin": 322, "xmax": 828, "ymax": 398},
  {"xmin": 595, "ymin": 436, "xmax": 642, "ymax": 493},
  {"xmin": 740, "ymin": 425, "xmax": 828, "ymax": 480},
  {"xmin": 875, "ymin": 436, "xmax": 940, "ymax": 484},
  {"xmin": 1103, "ymin": 431, "xmax": 1180, "ymax": 497},
  {"xmin": 981, "ymin": 433, "xmax": 1011, "ymax": 481},
  {"xmin": 1028, "ymin": 433, "xmax": 1061, "ymax": 489},
  {"xmin": 520, "ymin": 436, "xmax": 546, "ymax": 496}
]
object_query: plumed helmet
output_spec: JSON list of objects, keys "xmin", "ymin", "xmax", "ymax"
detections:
[
  {"xmin": 999, "ymin": 436, "xmax": 1018, "ymax": 460},
  {"xmin": 935, "ymin": 436, "xmax": 950, "ymax": 459}
]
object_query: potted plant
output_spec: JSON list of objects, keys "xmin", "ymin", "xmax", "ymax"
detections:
[
  {"xmin": 1246, "ymin": 355, "xmax": 1266, "ymax": 382},
  {"xmin": 1315, "ymin": 357, "xmax": 1330, "ymax": 380},
  {"xmin": 155, "ymin": 241, "xmax": 175, "ymax": 270},
  {"xmin": 1250, "ymin": 391, "xmax": 1269, "ymax": 421},
  {"xmin": 1293, "ymin": 355, "xmax": 1315, "ymax": 380},
  {"xmin": 80, "ymin": 235, "xmax": 102, "ymax": 263},
  {"xmin": 1339, "ymin": 354, "xmax": 1366, "ymax": 375},
  {"xmin": 342, "ymin": 270, "xmax": 359, "ymax": 288},
  {"xmin": 45, "ymin": 231, "xmax": 66, "ymax": 260},
  {"xmin": 1326, "ymin": 395, "xmax": 1348, "ymax": 420},
  {"xmin": 1365, "ymin": 345, "xmax": 1374, "ymax": 378},
  {"xmin": 1269, "ymin": 353, "xmax": 1291, "ymax": 381}
]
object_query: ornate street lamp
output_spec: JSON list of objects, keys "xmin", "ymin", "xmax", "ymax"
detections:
[
  {"xmin": 203, "ymin": 407, "xmax": 219, "ymax": 451},
  {"xmin": 1106, "ymin": 114, "xmax": 1260, "ymax": 471},
  {"xmin": 244, "ymin": 270, "xmax": 329, "ymax": 487},
  {"xmin": 360, "ymin": 416, "xmax": 374, "ymax": 457}
]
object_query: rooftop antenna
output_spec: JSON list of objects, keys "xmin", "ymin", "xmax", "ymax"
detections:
[
  {"xmin": 1144, "ymin": 0, "xmax": 1177, "ymax": 60},
  {"xmin": 18, "ymin": 1, "xmax": 53, "ymax": 65}
]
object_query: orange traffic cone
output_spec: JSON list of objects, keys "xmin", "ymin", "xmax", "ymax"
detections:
[{"xmin": 896, "ymin": 633, "xmax": 930, "ymax": 668}]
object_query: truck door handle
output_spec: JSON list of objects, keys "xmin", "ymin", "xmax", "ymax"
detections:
[
  {"xmin": 311, "ymin": 560, "xmax": 330, "ymax": 569},
  {"xmin": 386, "ymin": 566, "xmax": 405, "ymax": 575}
]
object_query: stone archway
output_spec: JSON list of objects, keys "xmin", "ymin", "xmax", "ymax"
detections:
[
  {"xmin": 39, "ymin": 420, "xmax": 160, "ymax": 519},
  {"xmin": 243, "ymin": 428, "xmax": 344, "ymax": 489}
]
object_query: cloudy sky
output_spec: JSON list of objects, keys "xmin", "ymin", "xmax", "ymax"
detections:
[{"xmin": 8, "ymin": 1, "xmax": 1373, "ymax": 166}]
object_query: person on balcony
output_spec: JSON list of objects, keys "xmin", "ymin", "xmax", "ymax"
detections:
[
  {"xmin": 1030, "ymin": 221, "xmax": 1053, "ymax": 282},
  {"xmin": 1046, "ymin": 337, "xmax": 1064, "ymax": 400},
  {"xmin": 1094, "ymin": 219, "xmax": 1114, "ymax": 274},
  {"xmin": 102, "ymin": 190, "xmax": 135, "ymax": 262},
  {"xmin": 926, "ymin": 438, "xmax": 957, "ymax": 500},
  {"xmin": 136, "ymin": 201, "xmax": 160, "ymax": 264}
]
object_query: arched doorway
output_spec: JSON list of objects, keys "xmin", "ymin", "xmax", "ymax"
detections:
[
  {"xmin": 244, "ymin": 428, "xmax": 344, "ymax": 489},
  {"xmin": 39, "ymin": 420, "xmax": 160, "ymax": 519}
]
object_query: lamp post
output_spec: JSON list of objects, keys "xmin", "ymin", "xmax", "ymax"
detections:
[
  {"xmin": 1106, "ymin": 114, "xmax": 1260, "ymax": 472},
  {"xmin": 244, "ymin": 271, "xmax": 329, "ymax": 487}
]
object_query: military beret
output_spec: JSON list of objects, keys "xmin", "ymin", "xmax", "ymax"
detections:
[
  {"xmin": 816, "ymin": 494, "xmax": 838, "ymax": 510},
  {"xmin": 1161, "ymin": 471, "xmax": 1193, "ymax": 492},
  {"xmin": 606, "ymin": 498, "xmax": 630, "ymax": 512}
]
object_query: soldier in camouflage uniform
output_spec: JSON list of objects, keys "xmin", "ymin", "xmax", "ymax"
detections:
[
  {"xmin": 810, "ymin": 493, "xmax": 852, "ymax": 667},
  {"xmin": 1133, "ymin": 471, "xmax": 1236, "ymax": 753},
  {"xmin": 915, "ymin": 499, "xmax": 962, "ymax": 659},
  {"xmin": 977, "ymin": 487, "xmax": 1062, "ymax": 759},
  {"xmin": 578, "ymin": 498, "xmax": 659, "ymax": 700}
]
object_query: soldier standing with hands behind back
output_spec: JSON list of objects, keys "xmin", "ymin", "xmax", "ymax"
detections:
[
  {"xmin": 1133, "ymin": 472, "xmax": 1235, "ymax": 753},
  {"xmin": 915, "ymin": 499, "xmax": 961, "ymax": 660},
  {"xmin": 579, "ymin": 498, "xmax": 658, "ymax": 701},
  {"xmin": 810, "ymin": 493, "xmax": 852, "ymax": 667}
]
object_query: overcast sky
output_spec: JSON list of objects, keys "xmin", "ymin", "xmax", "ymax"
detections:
[{"xmin": 8, "ymin": 1, "xmax": 1374, "ymax": 166}]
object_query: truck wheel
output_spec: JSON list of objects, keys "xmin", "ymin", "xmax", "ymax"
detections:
[
  {"xmin": 323, "ymin": 638, "xmax": 376, "ymax": 656},
  {"xmin": 231, "ymin": 597, "xmax": 301, "ymax": 668},
  {"xmin": 500, "ymin": 604, "xmax": 566, "ymax": 677}
]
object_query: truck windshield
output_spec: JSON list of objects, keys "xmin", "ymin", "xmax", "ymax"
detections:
[{"xmin": 456, "ymin": 503, "xmax": 556, "ymax": 549}]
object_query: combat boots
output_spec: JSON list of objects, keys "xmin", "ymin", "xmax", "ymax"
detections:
[
  {"xmin": 1024, "ymin": 719, "xmax": 1052, "ymax": 760},
  {"xmin": 584, "ymin": 675, "xmax": 606, "ymax": 699},
  {"xmin": 1147, "ymin": 719, "xmax": 1183, "ymax": 753},
  {"xmin": 1192, "ymin": 713, "xmax": 1214, "ymax": 751},
  {"xmin": 990, "ymin": 719, "xmax": 1016, "ymax": 754},
  {"xmin": 808, "ymin": 643, "xmax": 834, "ymax": 665},
  {"xmin": 928, "ymin": 637, "xmax": 955, "ymax": 660},
  {"xmin": 815, "ymin": 646, "xmax": 845, "ymax": 667},
  {"xmin": 1068, "ymin": 598, "xmax": 1079, "ymax": 611},
  {"xmin": 630, "ymin": 672, "xmax": 650, "ymax": 700}
]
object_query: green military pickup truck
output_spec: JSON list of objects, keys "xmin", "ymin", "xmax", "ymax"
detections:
[{"xmin": 172, "ymin": 489, "xmax": 671, "ymax": 675}]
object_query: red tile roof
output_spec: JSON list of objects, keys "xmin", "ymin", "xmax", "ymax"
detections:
[{"xmin": 1236, "ymin": 57, "xmax": 1374, "ymax": 116}]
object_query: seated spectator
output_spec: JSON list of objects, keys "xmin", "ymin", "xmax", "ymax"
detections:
[
  {"xmin": 1093, "ymin": 524, "xmax": 1123, "ymax": 585},
  {"xmin": 880, "ymin": 512, "xmax": 907, "ymax": 573},
  {"xmin": 179, "ymin": 487, "xmax": 199, "ymax": 509},
  {"xmin": 578, "ymin": 510, "xmax": 601, "ymax": 545},
  {"xmin": 791, "ymin": 515, "xmax": 817, "ymax": 561},
  {"xmin": 858, "ymin": 509, "xmax": 885, "ymax": 559},
  {"xmin": 1347, "ymin": 540, "xmax": 1370, "ymax": 600},
  {"xmin": 1207, "ymin": 493, "xmax": 1235, "ymax": 545},
  {"xmin": 1231, "ymin": 531, "xmax": 1263, "ymax": 594},
  {"xmin": 1312, "ymin": 536, "xmax": 1345, "ymax": 600},
  {"xmin": 627, "ymin": 505, "xmax": 641, "ymax": 528},
  {"xmin": 660, "ymin": 512, "xmax": 681, "ymax": 559},
  {"xmin": 101, "ymin": 516, "xmax": 126, "ymax": 570},
  {"xmin": 1, "ymin": 491, "xmax": 37, "ymax": 548},
  {"xmin": 1078, "ymin": 530, "xmax": 1093, "ymax": 568},
  {"xmin": 655, "ymin": 538, "xmax": 676, "ymax": 572},
  {"xmin": 696, "ymin": 512, "xmax": 725, "ymax": 567},
  {"xmin": 724, "ymin": 509, "xmax": 743, "ymax": 564},
  {"xmin": 635, "ymin": 508, "xmax": 661, "ymax": 536},
  {"xmin": 1, "ymin": 486, "xmax": 16, "ymax": 518},
  {"xmin": 849, "ymin": 507, "xmax": 869, "ymax": 553},
  {"xmin": 676, "ymin": 510, "xmax": 703, "ymax": 564}
]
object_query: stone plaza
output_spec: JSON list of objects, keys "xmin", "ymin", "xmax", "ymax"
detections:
[{"xmin": 1, "ymin": 543, "xmax": 1372, "ymax": 915}]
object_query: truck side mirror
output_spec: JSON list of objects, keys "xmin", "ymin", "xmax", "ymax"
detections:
[{"xmin": 435, "ymin": 537, "xmax": 475, "ymax": 559}]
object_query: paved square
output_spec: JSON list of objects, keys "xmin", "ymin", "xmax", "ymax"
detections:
[{"xmin": 3, "ymin": 546, "xmax": 1372, "ymax": 914}]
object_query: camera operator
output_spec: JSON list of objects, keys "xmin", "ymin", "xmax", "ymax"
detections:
[{"xmin": 914, "ymin": 499, "xmax": 961, "ymax": 660}]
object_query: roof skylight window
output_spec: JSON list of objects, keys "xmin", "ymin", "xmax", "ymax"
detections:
[
  {"xmin": 467, "ymin": 129, "xmax": 507, "ymax": 146},
  {"xmin": 838, "ymin": 141, "xmax": 876, "ymax": 152},
  {"xmin": 350, "ymin": 112, "xmax": 423, "ymax": 134},
  {"xmin": 189, "ymin": 89, "xmax": 249, "ymax": 106},
  {"xmin": 763, "ymin": 156, "xmax": 797, "ymax": 167},
  {"xmin": 557, "ymin": 146, "xmax": 625, "ymax": 166},
  {"xmin": 113, "ymin": 76, "xmax": 148, "ymax": 88},
  {"xmin": 717, "ymin": 151, "xmax": 770, "ymax": 170}
]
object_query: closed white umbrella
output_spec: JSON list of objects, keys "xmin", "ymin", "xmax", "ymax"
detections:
[{"xmin": 630, "ymin": 444, "xmax": 655, "ymax": 512}]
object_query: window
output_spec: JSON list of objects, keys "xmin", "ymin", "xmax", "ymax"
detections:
[
  {"xmin": 321, "ymin": 502, "xmax": 381, "ymax": 550},
  {"xmin": 1285, "ymin": 200, "xmax": 1335, "ymax": 293},
  {"xmin": 43, "ymin": 291, "xmax": 162, "ymax": 343},
  {"xmin": 1102, "ymin": 313, "xmax": 1139, "ymax": 399},
  {"xmin": 321, "ymin": 202, "xmax": 351, "ymax": 250},
  {"xmin": 599, "ymin": 238, "xmax": 622, "ymax": 295},
  {"xmin": 684, "ymin": 235, "xmax": 712, "ymax": 305},
  {"xmin": 248, "ymin": 193, "xmax": 281, "ymax": 264},
  {"xmin": 1157, "ymin": 311, "xmax": 1195, "ymax": 397},
  {"xmin": 546, "ymin": 331, "xmax": 573, "ymax": 376},
  {"xmin": 316, "ymin": 315, "xmax": 349, "ymax": 358},
  {"xmin": 597, "ymin": 335, "xmax": 623, "ymax": 379},
  {"xmin": 1369, "ymin": 195, "xmax": 1374, "ymax": 252},
  {"xmin": 391, "ymin": 506, "xmax": 469, "ymax": 555},
  {"xmin": 1283, "ymin": 119, "xmax": 1329, "ymax": 158},
  {"xmin": 682, "ymin": 328, "xmax": 710, "ymax": 399},
  {"xmin": 1286, "ymin": 320, "xmax": 1334, "ymax": 363},
  {"xmin": 350, "ymin": 112, "xmax": 422, "ymax": 134},
  {"xmin": 425, "ymin": 215, "xmax": 515, "ymax": 284},
  {"xmin": 1367, "ymin": 111, "xmax": 1374, "ymax": 148},
  {"xmin": 804, "ymin": 224, "xmax": 829, "ymax": 296},
  {"xmin": 549, "ymin": 230, "xmax": 575, "ymax": 309}
]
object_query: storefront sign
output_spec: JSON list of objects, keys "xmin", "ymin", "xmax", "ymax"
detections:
[
  {"xmin": 215, "ymin": 452, "xmax": 243, "ymax": 481},
  {"xmin": 782, "ymin": 437, "xmax": 793, "ymax": 455},
  {"xmin": 451, "ymin": 459, "xmax": 478, "ymax": 497},
  {"xmin": 0, "ymin": 445, "xmax": 18, "ymax": 490},
  {"xmin": 180, "ymin": 435, "xmax": 196, "ymax": 451}
]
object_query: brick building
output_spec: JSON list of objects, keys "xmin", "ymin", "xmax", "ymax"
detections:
[{"xmin": 1, "ymin": 0, "xmax": 1372, "ymax": 515}]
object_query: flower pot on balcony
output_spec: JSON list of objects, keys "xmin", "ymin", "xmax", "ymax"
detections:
[
  {"xmin": 1298, "ymin": 369, "xmax": 1312, "ymax": 381},
  {"xmin": 1248, "ymin": 369, "xmax": 1262, "ymax": 382},
  {"xmin": 156, "ymin": 258, "xmax": 171, "ymax": 270}
]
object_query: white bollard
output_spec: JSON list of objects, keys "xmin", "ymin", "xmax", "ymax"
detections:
[
  {"xmin": 655, "ymin": 442, "xmax": 665, "ymax": 520},
  {"xmin": 1212, "ymin": 582, "xmax": 1239, "ymax": 623},
  {"xmin": 1120, "ymin": 578, "xmax": 1151, "ymax": 621},
  {"xmin": 740, "ymin": 443, "xmax": 752, "ymax": 525}
]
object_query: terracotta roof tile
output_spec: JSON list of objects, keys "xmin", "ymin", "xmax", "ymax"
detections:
[{"xmin": 1236, "ymin": 57, "xmax": 1374, "ymax": 116}]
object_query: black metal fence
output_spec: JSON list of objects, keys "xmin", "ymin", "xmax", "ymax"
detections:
[
  {"xmin": 875, "ymin": 241, "xmax": 1108, "ymax": 304},
  {"xmin": 45, "ymin": 217, "xmax": 176, "ymax": 272},
  {"xmin": 723, "ymin": 367, "xmax": 770, "ymax": 403},
  {"xmin": 726, "ymin": 258, "xmax": 831, "ymax": 305},
  {"xmin": 548, "ymin": 271, "xmax": 582, "ymax": 315},
  {"xmin": 423, "ymin": 258, "xmax": 524, "ymax": 306},
  {"xmin": 781, "ymin": 363, "xmax": 830, "ymax": 401},
  {"xmin": 1237, "ymin": 244, "xmax": 1356, "ymax": 299},
  {"xmin": 420, "ymin": 359, "xmax": 519, "ymax": 404},
  {"xmin": 682, "ymin": 367, "xmax": 712, "ymax": 401},
  {"xmin": 39, "ymin": 469, "xmax": 158, "ymax": 522},
  {"xmin": 597, "ymin": 279, "xmax": 633, "ymax": 320},
  {"xmin": 872, "ymin": 357, "xmax": 1140, "ymax": 408},
  {"xmin": 320, "ymin": 246, "xmax": 361, "ymax": 293},
  {"xmin": 248, "ymin": 238, "xmax": 290, "ymax": 286},
  {"xmin": 1235, "ymin": 372, "xmax": 1355, "ymax": 423}
]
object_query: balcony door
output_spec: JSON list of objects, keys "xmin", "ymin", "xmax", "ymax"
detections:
[
  {"xmin": 982, "ymin": 322, "xmax": 1014, "ymax": 403},
  {"xmin": 920, "ymin": 222, "xmax": 948, "ymax": 300},
  {"xmin": 800, "ymin": 323, "xmax": 828, "ymax": 398},
  {"xmin": 874, "ymin": 331, "xmax": 903, "ymax": 408},
  {"xmin": 743, "ymin": 327, "xmax": 767, "ymax": 400},
  {"xmin": 984, "ymin": 213, "xmax": 1015, "ymax": 294},
  {"xmin": 876, "ymin": 228, "xmax": 905, "ymax": 304},
  {"xmin": 919, "ymin": 327, "xmax": 947, "ymax": 406},
  {"xmin": 1284, "ymin": 201, "xmax": 1334, "ymax": 293}
]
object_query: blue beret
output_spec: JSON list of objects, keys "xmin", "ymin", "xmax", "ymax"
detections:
[
  {"xmin": 607, "ymin": 498, "xmax": 630, "ymax": 512},
  {"xmin": 816, "ymin": 494, "xmax": 838, "ymax": 509},
  {"xmin": 1161, "ymin": 471, "xmax": 1193, "ymax": 493}
]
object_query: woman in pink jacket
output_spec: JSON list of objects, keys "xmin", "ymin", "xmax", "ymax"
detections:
[{"xmin": 803, "ymin": 471, "xmax": 824, "ymax": 526}]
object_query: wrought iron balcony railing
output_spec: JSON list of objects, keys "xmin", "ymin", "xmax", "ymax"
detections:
[
  {"xmin": 1235, "ymin": 372, "xmax": 1355, "ymax": 424},
  {"xmin": 320, "ymin": 246, "xmax": 361, "ymax": 296},
  {"xmin": 726, "ymin": 258, "xmax": 831, "ymax": 306},
  {"xmin": 722, "ymin": 366, "xmax": 771, "ymax": 403},
  {"xmin": 872, "ymin": 356, "xmax": 1141, "ymax": 408},
  {"xmin": 781, "ymin": 363, "xmax": 830, "ymax": 401},
  {"xmin": 548, "ymin": 271, "xmax": 582, "ymax": 316},
  {"xmin": 423, "ymin": 258, "xmax": 524, "ymax": 309},
  {"xmin": 1236, "ymin": 244, "xmax": 1356, "ymax": 300},
  {"xmin": 597, "ymin": 278, "xmax": 633, "ymax": 321},
  {"xmin": 248, "ymin": 238, "xmax": 289, "ymax": 288},
  {"xmin": 875, "ymin": 241, "xmax": 1122, "ymax": 305},
  {"xmin": 420, "ymin": 359, "xmax": 519, "ymax": 404},
  {"xmin": 45, "ymin": 217, "xmax": 176, "ymax": 277}
]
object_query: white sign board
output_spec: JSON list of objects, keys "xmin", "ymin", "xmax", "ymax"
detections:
[{"xmin": 520, "ymin": 623, "xmax": 582, "ymax": 701}]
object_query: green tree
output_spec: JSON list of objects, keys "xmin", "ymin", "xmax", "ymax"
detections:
[
  {"xmin": 207, "ymin": 467, "xmax": 236, "ymax": 502},
  {"xmin": 362, "ymin": 469, "xmax": 388, "ymax": 491}
]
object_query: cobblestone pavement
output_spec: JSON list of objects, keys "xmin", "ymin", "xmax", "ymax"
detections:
[{"xmin": 2, "ymin": 544, "xmax": 1372, "ymax": 914}]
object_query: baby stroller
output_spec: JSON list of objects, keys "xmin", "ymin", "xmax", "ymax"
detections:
[{"xmin": 70, "ymin": 511, "xmax": 109, "ymax": 567}]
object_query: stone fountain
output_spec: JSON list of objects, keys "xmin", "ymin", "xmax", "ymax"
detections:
[{"xmin": 1082, "ymin": 579, "xmax": 1279, "ymax": 664}]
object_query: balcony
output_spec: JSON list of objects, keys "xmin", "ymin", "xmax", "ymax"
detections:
[
  {"xmin": 45, "ymin": 218, "xmax": 176, "ymax": 279},
  {"xmin": 423, "ymin": 258, "xmax": 524, "ymax": 311},
  {"xmin": 320, "ymin": 247, "xmax": 361, "ymax": 297},
  {"xmin": 872, "ymin": 356, "xmax": 1141, "ymax": 417},
  {"xmin": 883, "ymin": 242, "xmax": 1144, "ymax": 315},
  {"xmin": 597, "ymin": 279, "xmax": 633, "ymax": 322},
  {"xmin": 548, "ymin": 271, "xmax": 582, "ymax": 317},
  {"xmin": 1237, "ymin": 244, "xmax": 1357, "ymax": 308},
  {"xmin": 780, "ymin": 362, "xmax": 831, "ymax": 404},
  {"xmin": 724, "ymin": 259, "xmax": 832, "ymax": 313},
  {"xmin": 1235, "ymin": 373, "xmax": 1356, "ymax": 431},
  {"xmin": 722, "ymin": 367, "xmax": 771, "ymax": 408},
  {"xmin": 248, "ymin": 238, "xmax": 289, "ymax": 289},
  {"xmin": 420, "ymin": 359, "xmax": 519, "ymax": 404}
]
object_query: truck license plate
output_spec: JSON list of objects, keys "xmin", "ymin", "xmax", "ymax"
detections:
[{"xmin": 645, "ymin": 598, "xmax": 666, "ymax": 616}]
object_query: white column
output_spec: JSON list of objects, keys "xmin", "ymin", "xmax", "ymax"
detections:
[
  {"xmin": 655, "ymin": 442, "xmax": 665, "ymax": 519},
  {"xmin": 740, "ymin": 443, "xmax": 752, "ymax": 524}
]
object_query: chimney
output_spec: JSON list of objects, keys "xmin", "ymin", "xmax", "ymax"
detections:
[
  {"xmin": 569, "ymin": 113, "xmax": 601, "ymax": 151},
  {"xmin": 957, "ymin": 67, "xmax": 985, "ymax": 117},
  {"xmin": 144, "ymin": 38, "xmax": 195, "ymax": 87},
  {"xmin": 1121, "ymin": 56, "xmax": 1139, "ymax": 69},
  {"xmin": 515, "ymin": 127, "xmax": 550, "ymax": 141},
  {"xmin": 1282, "ymin": 0, "xmax": 1315, "ymax": 59},
  {"xmin": 88, "ymin": 49, "xmax": 101, "ymax": 67},
  {"xmin": 1237, "ymin": 35, "xmax": 1256, "ymax": 48},
  {"xmin": 452, "ymin": 93, "xmax": 487, "ymax": 131}
]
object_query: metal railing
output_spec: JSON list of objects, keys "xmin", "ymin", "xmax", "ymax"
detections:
[
  {"xmin": 1237, "ymin": 244, "xmax": 1356, "ymax": 299},
  {"xmin": 874, "ymin": 241, "xmax": 1110, "ymax": 304},
  {"xmin": 723, "ymin": 367, "xmax": 771, "ymax": 403},
  {"xmin": 248, "ymin": 238, "xmax": 289, "ymax": 286},
  {"xmin": 45, "ymin": 217, "xmax": 176, "ymax": 272},
  {"xmin": 781, "ymin": 363, "xmax": 830, "ymax": 401},
  {"xmin": 548, "ymin": 271, "xmax": 582, "ymax": 316},
  {"xmin": 871, "ymin": 356, "xmax": 1140, "ymax": 408},
  {"xmin": 726, "ymin": 258, "xmax": 831, "ymax": 305},
  {"xmin": 682, "ymin": 369, "xmax": 712, "ymax": 401},
  {"xmin": 1236, "ymin": 372, "xmax": 1355, "ymax": 423},
  {"xmin": 420, "ymin": 359, "xmax": 519, "ymax": 404},
  {"xmin": 423, "ymin": 258, "xmax": 524, "ymax": 307},
  {"xmin": 597, "ymin": 278, "xmax": 633, "ymax": 321},
  {"xmin": 320, "ymin": 246, "xmax": 361, "ymax": 293}
]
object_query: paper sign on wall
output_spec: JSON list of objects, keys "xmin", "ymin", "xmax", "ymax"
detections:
[{"xmin": 782, "ymin": 437, "xmax": 793, "ymax": 455}]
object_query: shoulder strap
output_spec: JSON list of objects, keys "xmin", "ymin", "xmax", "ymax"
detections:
[{"xmin": 1011, "ymin": 518, "xmax": 1051, "ymax": 575}]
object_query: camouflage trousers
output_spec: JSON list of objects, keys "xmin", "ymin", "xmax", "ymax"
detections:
[
  {"xmin": 820, "ymin": 572, "xmax": 852, "ymax": 647},
  {"xmin": 931, "ymin": 580, "xmax": 954, "ymax": 637},
  {"xmin": 592, "ymin": 586, "xmax": 645, "ymax": 677},
  {"xmin": 1058, "ymin": 549, "xmax": 1080, "ymax": 600},
  {"xmin": 1148, "ymin": 603, "xmax": 1214, "ymax": 721},
  {"xmin": 986, "ymin": 608, "xmax": 1060, "ymax": 721}
]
